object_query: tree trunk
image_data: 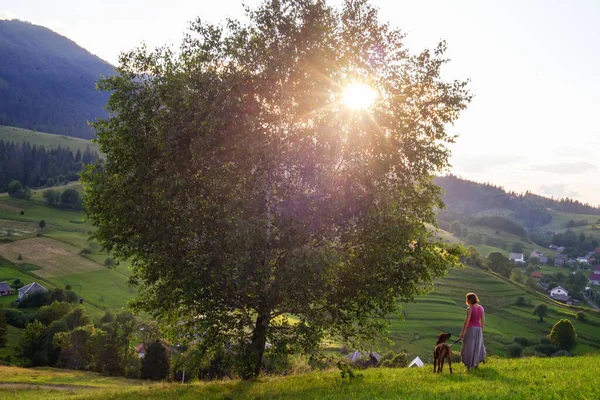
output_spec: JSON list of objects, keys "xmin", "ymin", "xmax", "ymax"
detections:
[{"xmin": 245, "ymin": 310, "xmax": 270, "ymax": 379}]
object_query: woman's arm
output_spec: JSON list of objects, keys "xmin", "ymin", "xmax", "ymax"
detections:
[
  {"xmin": 460, "ymin": 307, "xmax": 472, "ymax": 339},
  {"xmin": 480, "ymin": 308, "xmax": 485, "ymax": 331}
]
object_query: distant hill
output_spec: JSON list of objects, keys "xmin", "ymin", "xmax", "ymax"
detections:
[
  {"xmin": 0, "ymin": 20, "xmax": 114, "ymax": 139},
  {"xmin": 435, "ymin": 175, "xmax": 600, "ymax": 229},
  {"xmin": 0, "ymin": 125, "xmax": 98, "ymax": 154}
]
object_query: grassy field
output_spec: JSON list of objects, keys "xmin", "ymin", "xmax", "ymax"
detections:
[
  {"xmin": 540, "ymin": 211, "xmax": 600, "ymax": 231},
  {"xmin": 1, "ymin": 356, "xmax": 600, "ymax": 399},
  {"xmin": 0, "ymin": 186, "xmax": 136, "ymax": 350},
  {"xmin": 0, "ymin": 125, "xmax": 98, "ymax": 154},
  {"xmin": 370, "ymin": 265, "xmax": 600, "ymax": 360}
]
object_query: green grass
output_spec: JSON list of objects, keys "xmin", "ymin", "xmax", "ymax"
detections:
[
  {"xmin": 541, "ymin": 211, "xmax": 600, "ymax": 231},
  {"xmin": 2, "ymin": 356, "xmax": 600, "ymax": 399},
  {"xmin": 375, "ymin": 266, "xmax": 600, "ymax": 360},
  {"xmin": 0, "ymin": 125, "xmax": 98, "ymax": 154}
]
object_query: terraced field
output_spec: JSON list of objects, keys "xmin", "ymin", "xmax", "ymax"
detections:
[{"xmin": 367, "ymin": 266, "xmax": 600, "ymax": 361}]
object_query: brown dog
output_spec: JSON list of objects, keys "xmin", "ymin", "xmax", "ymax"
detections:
[{"xmin": 433, "ymin": 332, "xmax": 453, "ymax": 373}]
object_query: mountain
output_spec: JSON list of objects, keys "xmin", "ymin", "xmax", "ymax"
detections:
[
  {"xmin": 435, "ymin": 175, "xmax": 600, "ymax": 229},
  {"xmin": 0, "ymin": 19, "xmax": 114, "ymax": 139}
]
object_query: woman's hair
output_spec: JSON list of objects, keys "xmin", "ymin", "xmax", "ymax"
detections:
[{"xmin": 466, "ymin": 292, "xmax": 479, "ymax": 305}]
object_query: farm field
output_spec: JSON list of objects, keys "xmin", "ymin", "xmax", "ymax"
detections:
[
  {"xmin": 541, "ymin": 210, "xmax": 600, "ymax": 231},
  {"xmin": 0, "ymin": 125, "xmax": 99, "ymax": 154},
  {"xmin": 0, "ymin": 186, "xmax": 136, "ymax": 330},
  {"xmin": 369, "ymin": 266, "xmax": 600, "ymax": 360},
  {"xmin": 1, "ymin": 356, "xmax": 600, "ymax": 399},
  {"xmin": 1, "ymin": 181, "xmax": 600, "ymax": 369}
]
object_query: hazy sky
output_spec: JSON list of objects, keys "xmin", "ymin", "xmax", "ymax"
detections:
[{"xmin": 2, "ymin": 0, "xmax": 600, "ymax": 204}]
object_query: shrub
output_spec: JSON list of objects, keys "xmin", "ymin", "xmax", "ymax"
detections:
[
  {"xmin": 451, "ymin": 352, "xmax": 462, "ymax": 363},
  {"xmin": 0, "ymin": 312, "xmax": 7, "ymax": 348},
  {"xmin": 576, "ymin": 311, "xmax": 585, "ymax": 322},
  {"xmin": 539, "ymin": 336, "xmax": 551, "ymax": 345},
  {"xmin": 389, "ymin": 352, "xmax": 408, "ymax": 368},
  {"xmin": 340, "ymin": 346, "xmax": 349, "ymax": 355},
  {"xmin": 551, "ymin": 350, "xmax": 572, "ymax": 357},
  {"xmin": 549, "ymin": 319, "xmax": 577, "ymax": 351},
  {"xmin": 534, "ymin": 343, "xmax": 558, "ymax": 356},
  {"xmin": 513, "ymin": 336, "xmax": 529, "ymax": 347},
  {"xmin": 141, "ymin": 340, "xmax": 170, "ymax": 380},
  {"xmin": 2, "ymin": 309, "xmax": 32, "ymax": 328},
  {"xmin": 506, "ymin": 343, "xmax": 523, "ymax": 358},
  {"xmin": 515, "ymin": 296, "xmax": 527, "ymax": 307},
  {"xmin": 261, "ymin": 348, "xmax": 291, "ymax": 375}
]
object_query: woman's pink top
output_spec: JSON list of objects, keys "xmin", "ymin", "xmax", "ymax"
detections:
[{"xmin": 467, "ymin": 305, "xmax": 484, "ymax": 328}]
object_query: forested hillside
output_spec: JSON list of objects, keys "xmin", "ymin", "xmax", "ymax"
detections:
[
  {"xmin": 0, "ymin": 140, "xmax": 100, "ymax": 192},
  {"xmin": 0, "ymin": 20, "xmax": 113, "ymax": 139},
  {"xmin": 436, "ymin": 175, "xmax": 600, "ymax": 229}
]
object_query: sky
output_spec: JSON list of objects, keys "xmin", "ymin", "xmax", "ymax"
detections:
[{"xmin": 2, "ymin": 0, "xmax": 600, "ymax": 205}]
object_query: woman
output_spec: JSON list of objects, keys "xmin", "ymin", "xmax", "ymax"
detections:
[{"xmin": 460, "ymin": 292, "xmax": 486, "ymax": 370}]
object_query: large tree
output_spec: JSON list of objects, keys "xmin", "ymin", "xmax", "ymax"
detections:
[{"xmin": 82, "ymin": 0, "xmax": 470, "ymax": 378}]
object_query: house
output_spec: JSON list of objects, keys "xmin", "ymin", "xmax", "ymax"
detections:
[
  {"xmin": 17, "ymin": 282, "xmax": 48, "ymax": 300},
  {"xmin": 531, "ymin": 250, "xmax": 544, "ymax": 259},
  {"xmin": 557, "ymin": 246, "xmax": 565, "ymax": 253},
  {"xmin": 531, "ymin": 271, "xmax": 542, "ymax": 279},
  {"xmin": 509, "ymin": 253, "xmax": 525, "ymax": 264},
  {"xmin": 577, "ymin": 257, "xmax": 590, "ymax": 264},
  {"xmin": 589, "ymin": 273, "xmax": 600, "ymax": 286},
  {"xmin": 538, "ymin": 256, "xmax": 548, "ymax": 265},
  {"xmin": 549, "ymin": 245, "xmax": 559, "ymax": 250},
  {"xmin": 549, "ymin": 286, "xmax": 568, "ymax": 299},
  {"xmin": 554, "ymin": 257, "xmax": 565, "ymax": 267},
  {"xmin": 0, "ymin": 282, "xmax": 13, "ymax": 296}
]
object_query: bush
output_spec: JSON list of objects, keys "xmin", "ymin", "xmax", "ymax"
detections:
[
  {"xmin": 389, "ymin": 353, "xmax": 408, "ymax": 368},
  {"xmin": 506, "ymin": 343, "xmax": 523, "ymax": 358},
  {"xmin": 534, "ymin": 343, "xmax": 558, "ymax": 356},
  {"xmin": 141, "ymin": 340, "xmax": 170, "ymax": 380},
  {"xmin": 451, "ymin": 352, "xmax": 462, "ymax": 364},
  {"xmin": 18, "ymin": 291, "xmax": 51, "ymax": 308},
  {"xmin": 513, "ymin": 336, "xmax": 529, "ymax": 347},
  {"xmin": 515, "ymin": 296, "xmax": 527, "ymax": 307},
  {"xmin": 2, "ymin": 309, "xmax": 32, "ymax": 328},
  {"xmin": 551, "ymin": 350, "xmax": 572, "ymax": 357},
  {"xmin": 576, "ymin": 311, "xmax": 585, "ymax": 322},
  {"xmin": 549, "ymin": 319, "xmax": 577, "ymax": 351},
  {"xmin": 261, "ymin": 349, "xmax": 291, "ymax": 375}
]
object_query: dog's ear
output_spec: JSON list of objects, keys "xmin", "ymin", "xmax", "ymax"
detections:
[{"xmin": 448, "ymin": 333, "xmax": 452, "ymax": 339}]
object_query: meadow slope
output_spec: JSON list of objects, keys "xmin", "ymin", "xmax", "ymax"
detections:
[
  {"xmin": 1, "ymin": 356, "xmax": 599, "ymax": 399},
  {"xmin": 0, "ymin": 125, "xmax": 99, "ymax": 154}
]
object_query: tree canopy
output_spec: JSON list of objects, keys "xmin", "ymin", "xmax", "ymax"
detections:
[{"xmin": 82, "ymin": 0, "xmax": 470, "ymax": 378}]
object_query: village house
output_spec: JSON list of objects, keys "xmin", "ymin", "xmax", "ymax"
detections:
[
  {"xmin": 589, "ymin": 272, "xmax": 600, "ymax": 286},
  {"xmin": 509, "ymin": 253, "xmax": 525, "ymax": 264},
  {"xmin": 531, "ymin": 271, "xmax": 542, "ymax": 279},
  {"xmin": 538, "ymin": 256, "xmax": 548, "ymax": 265},
  {"xmin": 554, "ymin": 256, "xmax": 566, "ymax": 267},
  {"xmin": 18, "ymin": 282, "xmax": 48, "ymax": 300},
  {"xmin": 531, "ymin": 250, "xmax": 544, "ymax": 259},
  {"xmin": 549, "ymin": 286, "xmax": 569, "ymax": 302},
  {"xmin": 577, "ymin": 257, "xmax": 590, "ymax": 264},
  {"xmin": 0, "ymin": 282, "xmax": 13, "ymax": 296}
]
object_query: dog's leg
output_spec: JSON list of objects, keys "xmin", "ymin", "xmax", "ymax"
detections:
[{"xmin": 448, "ymin": 352, "xmax": 453, "ymax": 374}]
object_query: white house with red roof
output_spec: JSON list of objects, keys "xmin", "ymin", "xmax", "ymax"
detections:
[{"xmin": 590, "ymin": 266, "xmax": 600, "ymax": 286}]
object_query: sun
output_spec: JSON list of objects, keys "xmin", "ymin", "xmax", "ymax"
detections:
[{"xmin": 342, "ymin": 83, "xmax": 377, "ymax": 110}]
